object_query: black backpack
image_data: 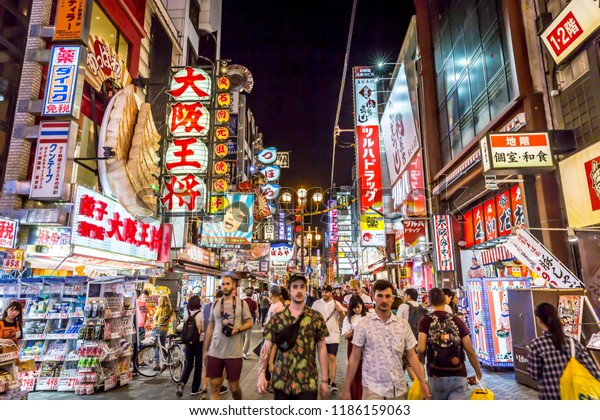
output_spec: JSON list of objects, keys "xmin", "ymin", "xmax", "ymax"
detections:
[
  {"xmin": 181, "ymin": 309, "xmax": 200, "ymax": 345},
  {"xmin": 427, "ymin": 313, "xmax": 464, "ymax": 372},
  {"xmin": 407, "ymin": 303, "xmax": 429, "ymax": 338}
]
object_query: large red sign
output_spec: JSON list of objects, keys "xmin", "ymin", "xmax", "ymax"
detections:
[
  {"xmin": 496, "ymin": 191, "xmax": 513, "ymax": 236},
  {"xmin": 403, "ymin": 220, "xmax": 426, "ymax": 247},
  {"xmin": 357, "ymin": 125, "xmax": 383, "ymax": 213},
  {"xmin": 472, "ymin": 205, "xmax": 485, "ymax": 245},
  {"xmin": 584, "ymin": 155, "xmax": 600, "ymax": 211},
  {"xmin": 544, "ymin": 11, "xmax": 583, "ymax": 57},
  {"xmin": 463, "ymin": 210, "xmax": 475, "ymax": 248},
  {"xmin": 510, "ymin": 185, "xmax": 526, "ymax": 229}
]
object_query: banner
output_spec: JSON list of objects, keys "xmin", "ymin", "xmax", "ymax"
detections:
[
  {"xmin": 433, "ymin": 215, "xmax": 455, "ymax": 271},
  {"xmin": 200, "ymin": 194, "xmax": 255, "ymax": 248},
  {"xmin": 220, "ymin": 242, "xmax": 270, "ymax": 273},
  {"xmin": 359, "ymin": 212, "xmax": 385, "ymax": 247},
  {"xmin": 0, "ymin": 218, "xmax": 18, "ymax": 248},
  {"xmin": 504, "ymin": 228, "xmax": 585, "ymax": 288},
  {"xmin": 43, "ymin": 45, "xmax": 85, "ymax": 117}
]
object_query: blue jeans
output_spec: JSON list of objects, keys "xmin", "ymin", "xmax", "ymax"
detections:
[
  {"xmin": 429, "ymin": 376, "xmax": 469, "ymax": 400},
  {"xmin": 152, "ymin": 329, "xmax": 167, "ymax": 365}
]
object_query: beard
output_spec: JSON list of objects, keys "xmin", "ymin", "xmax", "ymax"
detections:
[{"xmin": 222, "ymin": 288, "xmax": 233, "ymax": 296}]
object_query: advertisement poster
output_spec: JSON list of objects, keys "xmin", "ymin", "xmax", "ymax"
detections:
[
  {"xmin": 486, "ymin": 279, "xmax": 527, "ymax": 363},
  {"xmin": 200, "ymin": 194, "xmax": 255, "ymax": 248},
  {"xmin": 468, "ymin": 281, "xmax": 489, "ymax": 362},
  {"xmin": 558, "ymin": 295, "xmax": 584, "ymax": 341},
  {"xmin": 220, "ymin": 242, "xmax": 270, "ymax": 274}
]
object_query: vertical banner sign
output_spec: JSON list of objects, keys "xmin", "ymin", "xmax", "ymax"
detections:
[
  {"xmin": 30, "ymin": 121, "xmax": 76, "ymax": 200},
  {"xmin": 43, "ymin": 46, "xmax": 84, "ymax": 117},
  {"xmin": 433, "ymin": 215, "xmax": 455, "ymax": 271},
  {"xmin": 328, "ymin": 200, "xmax": 338, "ymax": 244},
  {"xmin": 54, "ymin": 0, "xmax": 90, "ymax": 42},
  {"xmin": 510, "ymin": 185, "xmax": 526, "ymax": 229},
  {"xmin": 496, "ymin": 190, "xmax": 513, "ymax": 236},
  {"xmin": 463, "ymin": 210, "xmax": 475, "ymax": 248},
  {"xmin": 162, "ymin": 66, "xmax": 212, "ymax": 214},
  {"xmin": 472, "ymin": 205, "xmax": 485, "ymax": 245},
  {"xmin": 484, "ymin": 198, "xmax": 498, "ymax": 241}
]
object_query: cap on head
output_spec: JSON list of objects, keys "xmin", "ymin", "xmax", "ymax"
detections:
[
  {"xmin": 270, "ymin": 285, "xmax": 282, "ymax": 296},
  {"xmin": 322, "ymin": 285, "xmax": 333, "ymax": 292},
  {"xmin": 288, "ymin": 274, "xmax": 307, "ymax": 285}
]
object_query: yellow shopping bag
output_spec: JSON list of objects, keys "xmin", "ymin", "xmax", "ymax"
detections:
[
  {"xmin": 408, "ymin": 378, "xmax": 425, "ymax": 400},
  {"xmin": 560, "ymin": 338, "xmax": 600, "ymax": 400},
  {"xmin": 470, "ymin": 380, "xmax": 494, "ymax": 400}
]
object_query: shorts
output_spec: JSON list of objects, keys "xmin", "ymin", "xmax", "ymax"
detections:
[
  {"xmin": 326, "ymin": 343, "xmax": 339, "ymax": 356},
  {"xmin": 205, "ymin": 355, "xmax": 243, "ymax": 381}
]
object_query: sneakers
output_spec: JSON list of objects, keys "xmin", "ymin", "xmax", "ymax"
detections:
[
  {"xmin": 153, "ymin": 365, "xmax": 161, "ymax": 372},
  {"xmin": 330, "ymin": 382, "xmax": 339, "ymax": 392},
  {"xmin": 219, "ymin": 385, "xmax": 228, "ymax": 395},
  {"xmin": 191, "ymin": 389, "xmax": 202, "ymax": 396},
  {"xmin": 242, "ymin": 353, "xmax": 249, "ymax": 360},
  {"xmin": 176, "ymin": 383, "xmax": 184, "ymax": 397}
]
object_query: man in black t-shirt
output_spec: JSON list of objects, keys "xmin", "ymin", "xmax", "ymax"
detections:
[
  {"xmin": 242, "ymin": 289, "xmax": 258, "ymax": 359},
  {"xmin": 417, "ymin": 288, "xmax": 483, "ymax": 400}
]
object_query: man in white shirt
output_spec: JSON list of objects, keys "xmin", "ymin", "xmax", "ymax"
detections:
[
  {"xmin": 311, "ymin": 284, "xmax": 346, "ymax": 392},
  {"xmin": 343, "ymin": 279, "xmax": 374, "ymax": 311}
]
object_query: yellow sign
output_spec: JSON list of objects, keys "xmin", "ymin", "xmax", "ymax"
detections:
[
  {"xmin": 214, "ymin": 161, "xmax": 229, "ymax": 175},
  {"xmin": 399, "ymin": 267, "xmax": 411, "ymax": 278},
  {"xmin": 215, "ymin": 126, "xmax": 229, "ymax": 140},
  {"xmin": 217, "ymin": 77, "xmax": 231, "ymax": 91},
  {"xmin": 210, "ymin": 196, "xmax": 229, "ymax": 213},
  {"xmin": 213, "ymin": 179, "xmax": 228, "ymax": 193},
  {"xmin": 359, "ymin": 212, "xmax": 386, "ymax": 247},
  {"xmin": 216, "ymin": 109, "xmax": 230, "ymax": 123},
  {"xmin": 0, "ymin": 249, "xmax": 24, "ymax": 270},
  {"xmin": 54, "ymin": 0, "xmax": 87, "ymax": 41},
  {"xmin": 217, "ymin": 93, "xmax": 231, "ymax": 107}
]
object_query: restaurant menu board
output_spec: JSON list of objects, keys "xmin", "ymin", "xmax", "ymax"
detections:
[{"xmin": 558, "ymin": 295, "xmax": 584, "ymax": 341}]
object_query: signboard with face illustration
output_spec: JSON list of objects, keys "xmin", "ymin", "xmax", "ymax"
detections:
[{"xmin": 200, "ymin": 194, "xmax": 254, "ymax": 248}]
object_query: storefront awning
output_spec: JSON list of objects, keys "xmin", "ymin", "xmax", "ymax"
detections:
[
  {"xmin": 480, "ymin": 245, "xmax": 515, "ymax": 265},
  {"xmin": 172, "ymin": 260, "xmax": 222, "ymax": 277}
]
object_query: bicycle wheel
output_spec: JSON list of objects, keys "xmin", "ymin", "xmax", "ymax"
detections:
[
  {"xmin": 168, "ymin": 344, "xmax": 185, "ymax": 383},
  {"xmin": 135, "ymin": 345, "xmax": 159, "ymax": 377}
]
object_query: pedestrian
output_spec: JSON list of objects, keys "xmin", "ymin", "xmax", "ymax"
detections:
[
  {"xmin": 0, "ymin": 301, "xmax": 23, "ymax": 345},
  {"xmin": 136, "ymin": 290, "xmax": 149, "ymax": 342},
  {"xmin": 203, "ymin": 276, "xmax": 253, "ymax": 400},
  {"xmin": 442, "ymin": 288, "xmax": 457, "ymax": 314},
  {"xmin": 332, "ymin": 287, "xmax": 344, "ymax": 304},
  {"xmin": 341, "ymin": 296, "xmax": 367, "ymax": 400},
  {"xmin": 343, "ymin": 279, "xmax": 374, "ymax": 311},
  {"xmin": 177, "ymin": 295, "xmax": 204, "ymax": 397},
  {"xmin": 417, "ymin": 288, "xmax": 483, "ymax": 400},
  {"xmin": 257, "ymin": 274, "xmax": 330, "ymax": 400},
  {"xmin": 242, "ymin": 289, "xmax": 258, "ymax": 359},
  {"xmin": 201, "ymin": 291, "xmax": 226, "ymax": 398},
  {"xmin": 398, "ymin": 288, "xmax": 428, "ymax": 382},
  {"xmin": 528, "ymin": 302, "xmax": 600, "ymax": 399},
  {"xmin": 311, "ymin": 284, "xmax": 346, "ymax": 392},
  {"xmin": 259, "ymin": 292, "xmax": 270, "ymax": 326},
  {"xmin": 266, "ymin": 285, "xmax": 285, "ymax": 324},
  {"xmin": 306, "ymin": 288, "xmax": 319, "ymax": 307},
  {"xmin": 152, "ymin": 295, "xmax": 173, "ymax": 371},
  {"xmin": 343, "ymin": 280, "xmax": 430, "ymax": 400}
]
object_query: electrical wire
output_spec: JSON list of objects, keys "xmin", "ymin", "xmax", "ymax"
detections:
[{"xmin": 330, "ymin": 0, "xmax": 358, "ymax": 192}]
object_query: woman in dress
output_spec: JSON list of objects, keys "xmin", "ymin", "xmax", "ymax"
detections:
[
  {"xmin": 528, "ymin": 302, "xmax": 600, "ymax": 399},
  {"xmin": 341, "ymin": 296, "xmax": 367, "ymax": 400}
]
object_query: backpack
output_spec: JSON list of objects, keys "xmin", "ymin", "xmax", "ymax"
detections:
[
  {"xmin": 407, "ymin": 303, "xmax": 428, "ymax": 338},
  {"xmin": 427, "ymin": 313, "xmax": 464, "ymax": 372},
  {"xmin": 181, "ymin": 309, "xmax": 200, "ymax": 345}
]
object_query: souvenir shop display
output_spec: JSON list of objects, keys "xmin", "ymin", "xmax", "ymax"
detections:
[
  {"xmin": 0, "ymin": 338, "xmax": 25, "ymax": 399},
  {"xmin": 0, "ymin": 276, "xmax": 137, "ymax": 393}
]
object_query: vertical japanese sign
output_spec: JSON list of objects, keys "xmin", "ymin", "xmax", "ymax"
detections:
[
  {"xmin": 42, "ymin": 45, "xmax": 85, "ymax": 117},
  {"xmin": 328, "ymin": 200, "xmax": 338, "ymax": 244},
  {"xmin": 0, "ymin": 218, "xmax": 18, "ymax": 248},
  {"xmin": 71, "ymin": 186, "xmax": 161, "ymax": 260},
  {"xmin": 162, "ymin": 67, "xmax": 212, "ymax": 214},
  {"xmin": 484, "ymin": 198, "xmax": 498, "ymax": 241},
  {"xmin": 496, "ymin": 190, "xmax": 513, "ymax": 236},
  {"xmin": 30, "ymin": 121, "xmax": 76, "ymax": 200},
  {"xmin": 472, "ymin": 205, "xmax": 485, "ymax": 246},
  {"xmin": 510, "ymin": 185, "xmax": 526, "ymax": 229},
  {"xmin": 463, "ymin": 210, "xmax": 475, "ymax": 248},
  {"xmin": 540, "ymin": 0, "xmax": 600, "ymax": 64},
  {"xmin": 504, "ymin": 228, "xmax": 585, "ymax": 288},
  {"xmin": 54, "ymin": 0, "xmax": 91, "ymax": 42},
  {"xmin": 433, "ymin": 215, "xmax": 455, "ymax": 271},
  {"xmin": 359, "ymin": 213, "xmax": 385, "ymax": 247},
  {"xmin": 403, "ymin": 220, "xmax": 426, "ymax": 247}
]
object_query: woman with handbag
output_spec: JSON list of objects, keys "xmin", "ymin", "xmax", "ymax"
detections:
[
  {"xmin": 152, "ymin": 295, "xmax": 173, "ymax": 371},
  {"xmin": 528, "ymin": 302, "xmax": 600, "ymax": 399}
]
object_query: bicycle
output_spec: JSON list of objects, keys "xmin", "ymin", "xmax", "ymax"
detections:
[{"xmin": 134, "ymin": 332, "xmax": 185, "ymax": 382}]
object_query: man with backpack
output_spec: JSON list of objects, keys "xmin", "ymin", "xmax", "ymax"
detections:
[
  {"xmin": 177, "ymin": 295, "xmax": 204, "ymax": 397},
  {"xmin": 398, "ymin": 288, "xmax": 428, "ymax": 381},
  {"xmin": 417, "ymin": 288, "xmax": 483, "ymax": 400}
]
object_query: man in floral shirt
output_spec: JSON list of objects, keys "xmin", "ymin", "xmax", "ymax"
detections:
[{"xmin": 257, "ymin": 274, "xmax": 330, "ymax": 400}]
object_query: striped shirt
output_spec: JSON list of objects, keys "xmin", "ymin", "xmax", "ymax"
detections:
[{"xmin": 528, "ymin": 332, "xmax": 600, "ymax": 399}]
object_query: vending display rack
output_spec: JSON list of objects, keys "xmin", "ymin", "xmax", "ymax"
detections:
[
  {"xmin": 0, "ymin": 339, "xmax": 22, "ymax": 399},
  {"xmin": 0, "ymin": 276, "xmax": 137, "ymax": 394}
]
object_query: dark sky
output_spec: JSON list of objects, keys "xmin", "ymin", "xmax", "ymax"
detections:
[{"xmin": 220, "ymin": 0, "xmax": 414, "ymax": 192}]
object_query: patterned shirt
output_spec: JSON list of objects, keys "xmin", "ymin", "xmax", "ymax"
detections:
[
  {"xmin": 353, "ymin": 312, "xmax": 417, "ymax": 398},
  {"xmin": 528, "ymin": 332, "xmax": 600, "ymax": 399},
  {"xmin": 264, "ymin": 306, "xmax": 329, "ymax": 395}
]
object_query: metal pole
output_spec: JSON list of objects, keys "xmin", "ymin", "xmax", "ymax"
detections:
[{"xmin": 300, "ymin": 205, "xmax": 305, "ymax": 273}]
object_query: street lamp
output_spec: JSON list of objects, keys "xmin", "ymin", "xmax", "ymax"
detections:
[{"xmin": 304, "ymin": 227, "xmax": 322, "ymax": 287}]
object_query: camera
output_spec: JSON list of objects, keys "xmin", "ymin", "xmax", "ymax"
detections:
[{"xmin": 222, "ymin": 325, "xmax": 234, "ymax": 337}]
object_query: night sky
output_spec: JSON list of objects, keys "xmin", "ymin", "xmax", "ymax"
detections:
[{"xmin": 221, "ymin": 0, "xmax": 414, "ymax": 192}]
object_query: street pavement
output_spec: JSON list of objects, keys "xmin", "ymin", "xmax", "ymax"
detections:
[{"xmin": 30, "ymin": 323, "xmax": 539, "ymax": 400}]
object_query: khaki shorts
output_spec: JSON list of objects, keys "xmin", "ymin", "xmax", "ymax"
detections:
[{"xmin": 362, "ymin": 387, "xmax": 407, "ymax": 400}]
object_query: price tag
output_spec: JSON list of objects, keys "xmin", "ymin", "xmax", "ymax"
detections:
[
  {"xmin": 37, "ymin": 376, "xmax": 59, "ymax": 390},
  {"xmin": 20, "ymin": 377, "xmax": 36, "ymax": 392},
  {"xmin": 57, "ymin": 377, "xmax": 78, "ymax": 391}
]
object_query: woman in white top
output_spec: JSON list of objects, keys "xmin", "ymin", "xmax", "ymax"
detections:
[
  {"xmin": 341, "ymin": 296, "xmax": 367, "ymax": 400},
  {"xmin": 265, "ymin": 285, "xmax": 285, "ymax": 324},
  {"xmin": 177, "ymin": 295, "xmax": 205, "ymax": 397}
]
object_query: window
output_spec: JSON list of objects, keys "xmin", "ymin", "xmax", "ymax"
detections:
[
  {"xmin": 439, "ymin": 104, "xmax": 449, "ymax": 140},
  {"xmin": 464, "ymin": 12, "xmax": 481, "ymax": 61},
  {"xmin": 477, "ymin": 0, "xmax": 497, "ymax": 39},
  {"xmin": 557, "ymin": 51, "xmax": 590, "ymax": 91},
  {"xmin": 90, "ymin": 2, "xmax": 130, "ymax": 64},
  {"xmin": 469, "ymin": 53, "xmax": 486, "ymax": 101},
  {"xmin": 453, "ymin": 33, "xmax": 467, "ymax": 78},
  {"xmin": 457, "ymin": 74, "xmax": 471, "ymax": 118},
  {"xmin": 75, "ymin": 115, "xmax": 98, "ymax": 189},
  {"xmin": 444, "ymin": 59, "xmax": 456, "ymax": 94},
  {"xmin": 484, "ymin": 30, "xmax": 504, "ymax": 83}
]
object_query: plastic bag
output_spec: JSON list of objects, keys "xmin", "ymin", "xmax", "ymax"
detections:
[
  {"xmin": 407, "ymin": 378, "xmax": 425, "ymax": 400},
  {"xmin": 560, "ymin": 338, "xmax": 600, "ymax": 400},
  {"xmin": 470, "ymin": 380, "xmax": 494, "ymax": 400}
]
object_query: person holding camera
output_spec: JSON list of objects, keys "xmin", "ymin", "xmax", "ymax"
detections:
[
  {"xmin": 203, "ymin": 276, "xmax": 253, "ymax": 400},
  {"xmin": 257, "ymin": 275, "xmax": 330, "ymax": 400}
]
